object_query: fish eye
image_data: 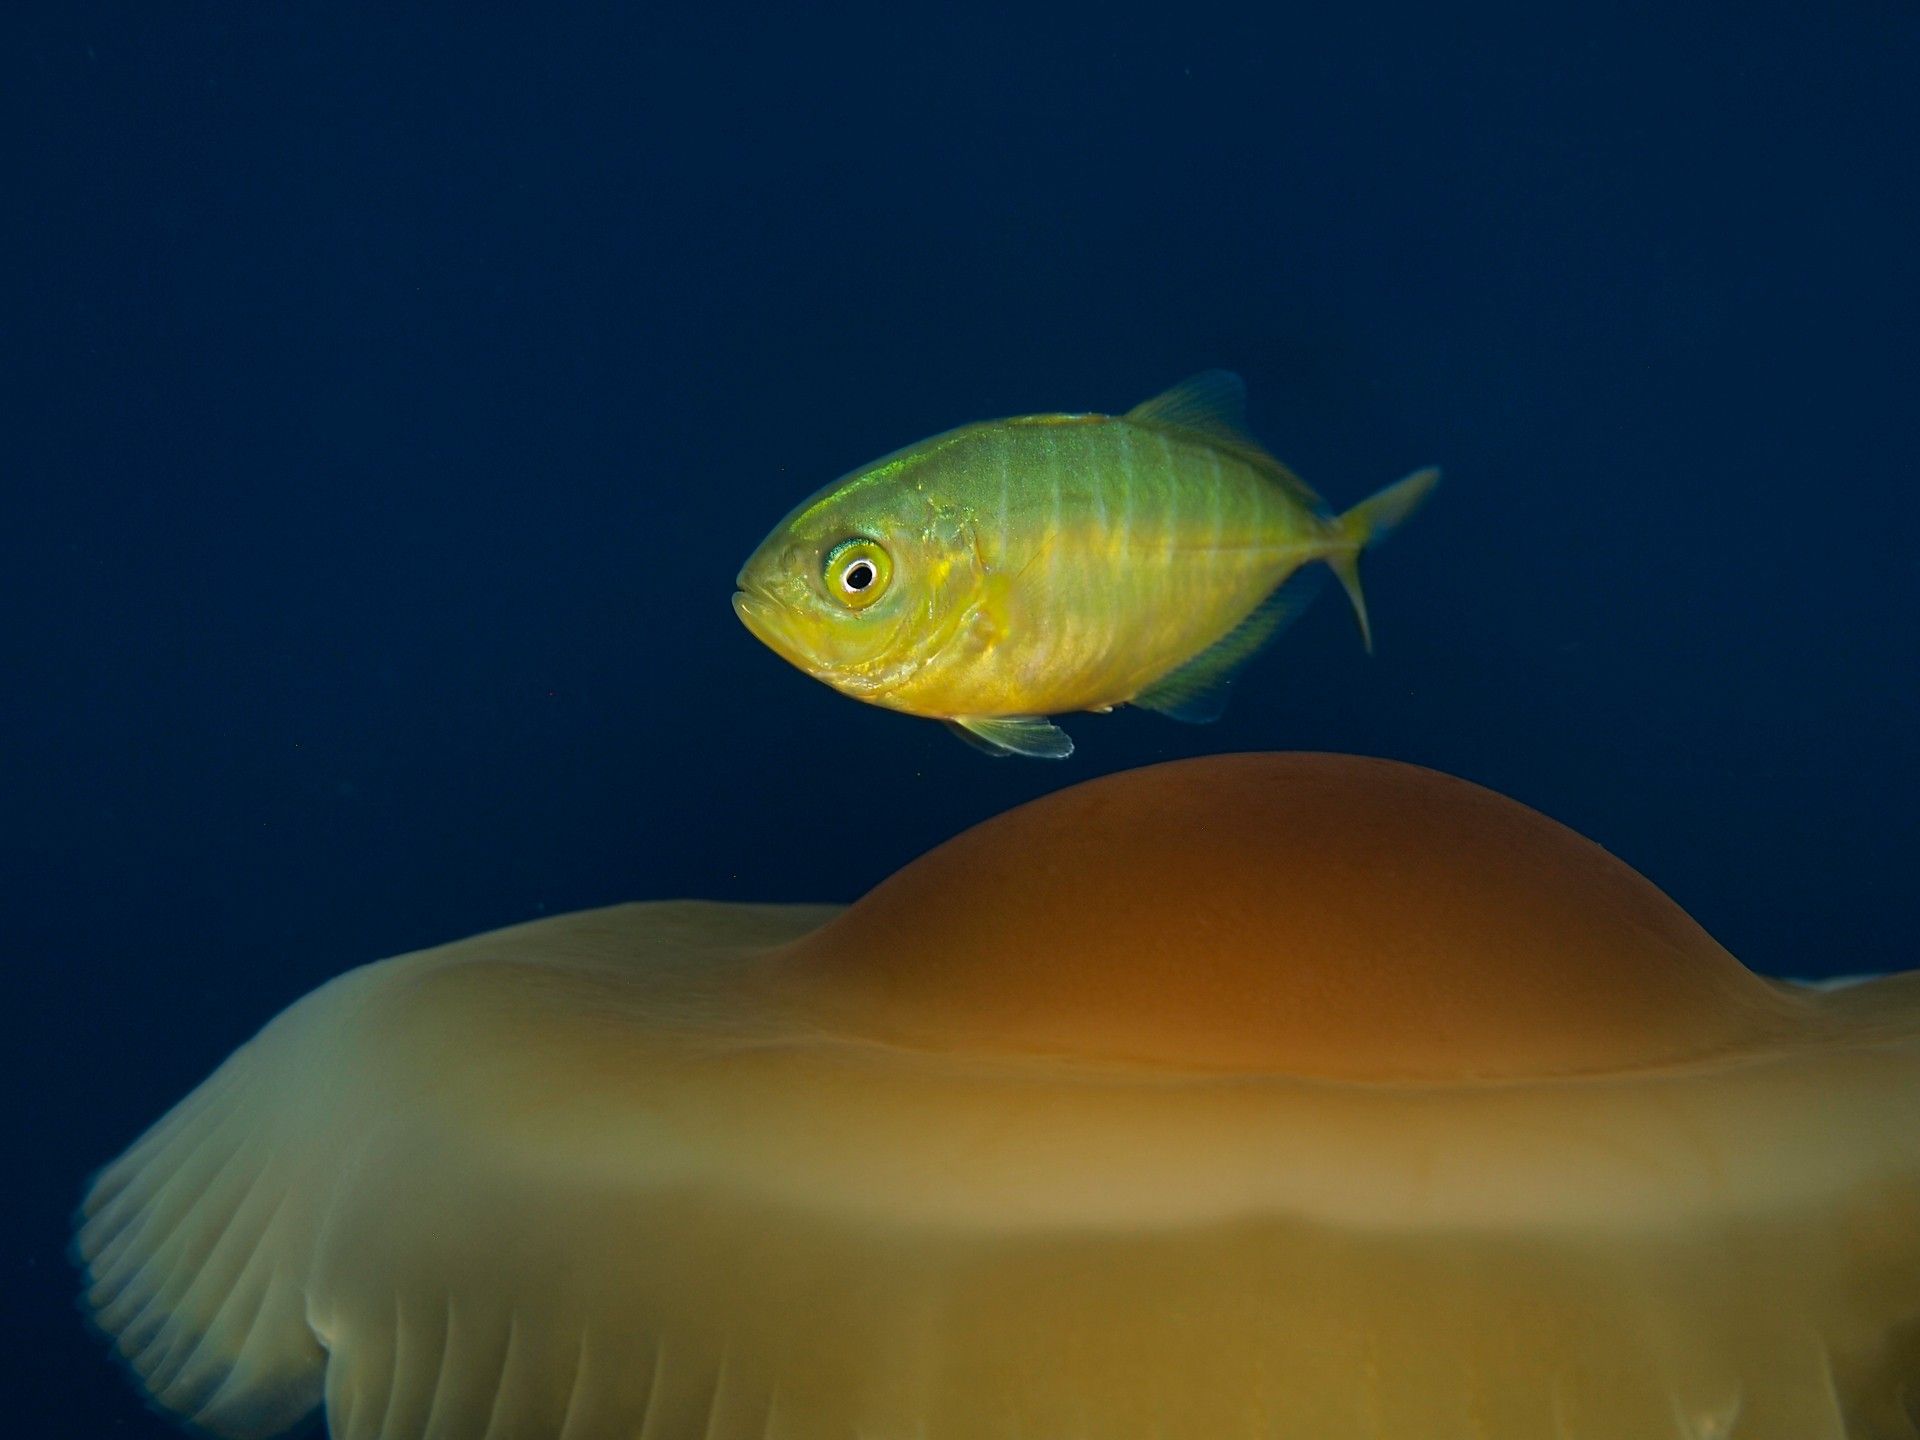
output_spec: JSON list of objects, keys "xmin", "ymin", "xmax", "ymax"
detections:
[{"xmin": 823, "ymin": 538, "xmax": 892, "ymax": 610}]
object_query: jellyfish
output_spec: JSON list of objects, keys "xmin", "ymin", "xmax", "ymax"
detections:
[{"xmin": 76, "ymin": 754, "xmax": 1920, "ymax": 1439}]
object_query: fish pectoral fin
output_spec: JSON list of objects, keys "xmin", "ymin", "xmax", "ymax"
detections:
[
  {"xmin": 946, "ymin": 715, "xmax": 1075, "ymax": 760},
  {"xmin": 1132, "ymin": 566, "xmax": 1329, "ymax": 723}
]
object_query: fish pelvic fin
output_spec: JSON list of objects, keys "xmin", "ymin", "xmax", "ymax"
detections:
[
  {"xmin": 1325, "ymin": 466, "xmax": 1441, "ymax": 654},
  {"xmin": 946, "ymin": 715, "xmax": 1075, "ymax": 759}
]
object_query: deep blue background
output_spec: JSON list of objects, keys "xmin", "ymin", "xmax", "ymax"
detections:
[{"xmin": 6, "ymin": 3, "xmax": 1917, "ymax": 1430}]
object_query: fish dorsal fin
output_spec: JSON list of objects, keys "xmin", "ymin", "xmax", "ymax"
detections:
[
  {"xmin": 946, "ymin": 715, "xmax": 1075, "ymax": 759},
  {"xmin": 1125, "ymin": 370, "xmax": 1256, "ymax": 445},
  {"xmin": 1132, "ymin": 566, "xmax": 1328, "ymax": 723},
  {"xmin": 1125, "ymin": 371, "xmax": 1330, "ymax": 516}
]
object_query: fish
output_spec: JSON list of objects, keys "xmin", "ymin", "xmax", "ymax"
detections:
[{"xmin": 732, "ymin": 371, "xmax": 1439, "ymax": 758}]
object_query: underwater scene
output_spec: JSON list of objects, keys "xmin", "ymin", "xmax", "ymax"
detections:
[{"xmin": 8, "ymin": 5, "xmax": 1920, "ymax": 1437}]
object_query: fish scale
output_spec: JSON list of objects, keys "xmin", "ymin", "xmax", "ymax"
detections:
[{"xmin": 733, "ymin": 372, "xmax": 1440, "ymax": 758}]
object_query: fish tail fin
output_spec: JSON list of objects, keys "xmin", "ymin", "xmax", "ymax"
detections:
[{"xmin": 1325, "ymin": 466, "xmax": 1440, "ymax": 654}]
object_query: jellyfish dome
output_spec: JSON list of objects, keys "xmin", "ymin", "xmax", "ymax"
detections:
[{"xmin": 76, "ymin": 754, "xmax": 1920, "ymax": 1438}]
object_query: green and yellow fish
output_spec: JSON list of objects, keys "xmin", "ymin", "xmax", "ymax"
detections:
[{"xmin": 733, "ymin": 371, "xmax": 1438, "ymax": 758}]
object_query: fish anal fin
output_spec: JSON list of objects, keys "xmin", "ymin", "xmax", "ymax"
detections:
[
  {"xmin": 946, "ymin": 715, "xmax": 1075, "ymax": 759},
  {"xmin": 1132, "ymin": 566, "xmax": 1328, "ymax": 723}
]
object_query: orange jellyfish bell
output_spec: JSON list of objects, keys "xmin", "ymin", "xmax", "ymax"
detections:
[
  {"xmin": 782, "ymin": 751, "xmax": 1806, "ymax": 1079},
  {"xmin": 76, "ymin": 755, "xmax": 1920, "ymax": 1439}
]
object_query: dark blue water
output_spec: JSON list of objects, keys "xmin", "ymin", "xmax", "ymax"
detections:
[{"xmin": 7, "ymin": 4, "xmax": 1917, "ymax": 1431}]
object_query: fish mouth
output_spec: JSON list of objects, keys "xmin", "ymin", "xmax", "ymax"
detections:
[{"xmin": 732, "ymin": 588, "xmax": 808, "ymax": 668}]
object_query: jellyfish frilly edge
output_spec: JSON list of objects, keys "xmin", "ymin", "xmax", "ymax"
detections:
[{"xmin": 74, "ymin": 753, "xmax": 1920, "ymax": 1439}]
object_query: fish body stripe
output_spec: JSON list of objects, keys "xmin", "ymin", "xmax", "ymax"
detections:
[{"xmin": 860, "ymin": 414, "xmax": 1325, "ymax": 716}]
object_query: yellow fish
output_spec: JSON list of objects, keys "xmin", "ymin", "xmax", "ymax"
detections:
[{"xmin": 734, "ymin": 371, "xmax": 1438, "ymax": 758}]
